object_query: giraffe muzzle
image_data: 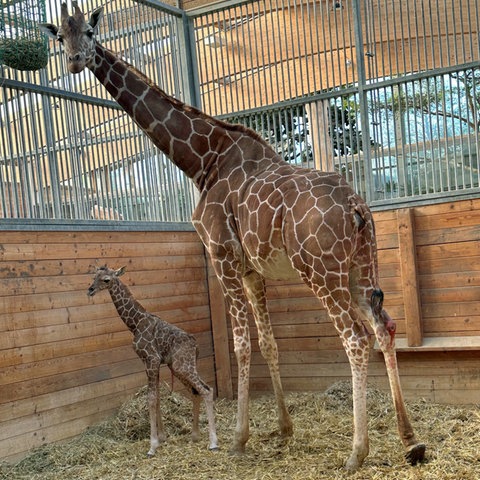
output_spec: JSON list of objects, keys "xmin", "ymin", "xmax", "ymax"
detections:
[{"xmin": 68, "ymin": 54, "xmax": 86, "ymax": 73}]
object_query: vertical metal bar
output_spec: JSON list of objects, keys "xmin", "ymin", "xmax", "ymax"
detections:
[
  {"xmin": 352, "ymin": 0, "xmax": 372, "ymax": 201},
  {"xmin": 39, "ymin": 68, "xmax": 63, "ymax": 218}
]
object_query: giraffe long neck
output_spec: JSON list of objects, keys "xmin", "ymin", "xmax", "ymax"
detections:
[
  {"xmin": 89, "ymin": 43, "xmax": 231, "ymax": 189},
  {"xmin": 108, "ymin": 279, "xmax": 147, "ymax": 332}
]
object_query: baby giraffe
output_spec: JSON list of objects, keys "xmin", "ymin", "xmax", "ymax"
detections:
[{"xmin": 87, "ymin": 265, "xmax": 218, "ymax": 456}]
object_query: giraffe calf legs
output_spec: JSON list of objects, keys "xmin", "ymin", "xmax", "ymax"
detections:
[
  {"xmin": 188, "ymin": 387, "xmax": 218, "ymax": 450},
  {"xmin": 147, "ymin": 383, "xmax": 166, "ymax": 457},
  {"xmin": 201, "ymin": 387, "xmax": 219, "ymax": 451},
  {"xmin": 190, "ymin": 389, "xmax": 219, "ymax": 451},
  {"xmin": 174, "ymin": 363, "xmax": 219, "ymax": 452}
]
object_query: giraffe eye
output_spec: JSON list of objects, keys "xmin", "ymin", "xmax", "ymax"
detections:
[{"xmin": 57, "ymin": 34, "xmax": 63, "ymax": 43}]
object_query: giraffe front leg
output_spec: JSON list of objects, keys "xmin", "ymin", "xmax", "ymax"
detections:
[
  {"xmin": 207, "ymin": 253, "xmax": 252, "ymax": 454},
  {"xmin": 371, "ymin": 291, "xmax": 426, "ymax": 465},
  {"xmin": 232, "ymin": 326, "xmax": 251, "ymax": 454},
  {"xmin": 146, "ymin": 372, "xmax": 165, "ymax": 457}
]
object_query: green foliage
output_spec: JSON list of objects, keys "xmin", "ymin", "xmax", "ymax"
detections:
[
  {"xmin": 0, "ymin": 0, "xmax": 48, "ymax": 71},
  {"xmin": 0, "ymin": 37, "xmax": 48, "ymax": 71}
]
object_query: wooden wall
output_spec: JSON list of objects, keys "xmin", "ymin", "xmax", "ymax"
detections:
[
  {"xmin": 221, "ymin": 198, "xmax": 480, "ymax": 405},
  {"xmin": 2, "ymin": 197, "xmax": 480, "ymax": 462},
  {"xmin": 0, "ymin": 228, "xmax": 215, "ymax": 462}
]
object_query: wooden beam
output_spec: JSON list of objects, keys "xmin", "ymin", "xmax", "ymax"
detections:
[
  {"xmin": 397, "ymin": 208, "xmax": 423, "ymax": 347},
  {"xmin": 206, "ymin": 258, "xmax": 233, "ymax": 399},
  {"xmin": 305, "ymin": 100, "xmax": 333, "ymax": 171},
  {"xmin": 389, "ymin": 336, "xmax": 480, "ymax": 352}
]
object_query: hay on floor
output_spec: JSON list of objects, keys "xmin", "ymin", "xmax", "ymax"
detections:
[{"xmin": 2, "ymin": 381, "xmax": 480, "ymax": 480}]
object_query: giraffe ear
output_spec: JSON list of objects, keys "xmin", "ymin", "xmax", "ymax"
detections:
[
  {"xmin": 115, "ymin": 266, "xmax": 127, "ymax": 277},
  {"xmin": 38, "ymin": 23, "xmax": 58, "ymax": 39},
  {"xmin": 89, "ymin": 6, "xmax": 104, "ymax": 29}
]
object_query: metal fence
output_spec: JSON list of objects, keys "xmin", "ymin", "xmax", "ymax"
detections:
[
  {"xmin": 1, "ymin": 0, "xmax": 479, "ymax": 222},
  {"xmin": 0, "ymin": 0, "xmax": 197, "ymax": 222}
]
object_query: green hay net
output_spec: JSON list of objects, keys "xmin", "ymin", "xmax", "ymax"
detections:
[{"xmin": 0, "ymin": 0, "xmax": 49, "ymax": 71}]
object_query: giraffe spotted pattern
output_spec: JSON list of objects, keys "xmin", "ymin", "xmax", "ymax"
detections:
[{"xmin": 87, "ymin": 266, "xmax": 218, "ymax": 456}]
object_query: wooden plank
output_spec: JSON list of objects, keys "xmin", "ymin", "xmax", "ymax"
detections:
[
  {"xmin": 374, "ymin": 336, "xmax": 480, "ymax": 352},
  {"xmin": 417, "ymin": 240, "xmax": 480, "ymax": 261},
  {"xmin": 416, "ymin": 224, "xmax": 480, "ymax": 246},
  {"xmin": 422, "ymin": 317, "xmax": 480, "ymax": 335},
  {"xmin": 0, "ymin": 283, "xmax": 208, "ymax": 316},
  {"xmin": 249, "ymin": 349, "xmax": 348, "ymax": 365},
  {"xmin": 269, "ymin": 309, "xmax": 328, "ymax": 325},
  {"xmin": 0, "ymin": 345, "xmax": 139, "ymax": 386},
  {"xmin": 206, "ymin": 260, "xmax": 232, "ymax": 399},
  {"xmin": 0, "ymin": 240, "xmax": 204, "ymax": 262},
  {"xmin": 1, "ymin": 408, "xmax": 122, "ymax": 462},
  {"xmin": 391, "ymin": 336, "xmax": 480, "ymax": 352},
  {"xmin": 0, "ymin": 230, "xmax": 198, "ymax": 245},
  {"xmin": 0, "ymin": 330, "xmax": 132, "ymax": 368},
  {"xmin": 413, "ymin": 198, "xmax": 480, "ymax": 227},
  {"xmin": 418, "ymin": 255, "xmax": 480, "ymax": 275},
  {"xmin": 0, "ymin": 255, "xmax": 207, "ymax": 279},
  {"xmin": 0, "ymin": 359, "xmax": 145, "ymax": 404},
  {"xmin": 419, "ymin": 271, "xmax": 480, "ymax": 290},
  {"xmin": 0, "ymin": 372, "xmax": 145, "ymax": 421},
  {"xmin": 397, "ymin": 208, "xmax": 423, "ymax": 347},
  {"xmin": 422, "ymin": 301, "xmax": 480, "ymax": 318},
  {"xmin": 421, "ymin": 285, "xmax": 480, "ymax": 304},
  {"xmin": 0, "ymin": 302, "xmax": 210, "ymax": 334},
  {"xmin": 0, "ymin": 266, "xmax": 206, "ymax": 295}
]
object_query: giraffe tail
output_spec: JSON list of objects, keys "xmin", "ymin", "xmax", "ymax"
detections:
[{"xmin": 371, "ymin": 289, "xmax": 396, "ymax": 346}]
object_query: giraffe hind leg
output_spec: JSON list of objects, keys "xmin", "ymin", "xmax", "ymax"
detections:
[
  {"xmin": 172, "ymin": 363, "xmax": 219, "ymax": 451},
  {"xmin": 242, "ymin": 271, "xmax": 293, "ymax": 439}
]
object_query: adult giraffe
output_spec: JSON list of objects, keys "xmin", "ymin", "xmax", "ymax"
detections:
[{"xmin": 40, "ymin": 3, "xmax": 425, "ymax": 469}]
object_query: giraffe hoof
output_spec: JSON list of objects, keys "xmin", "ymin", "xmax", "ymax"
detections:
[
  {"xmin": 405, "ymin": 443, "xmax": 426, "ymax": 465},
  {"xmin": 229, "ymin": 444, "xmax": 246, "ymax": 456},
  {"xmin": 281, "ymin": 423, "xmax": 294, "ymax": 438},
  {"xmin": 209, "ymin": 446, "xmax": 220, "ymax": 452}
]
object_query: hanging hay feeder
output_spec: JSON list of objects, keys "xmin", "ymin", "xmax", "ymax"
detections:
[{"xmin": 0, "ymin": 0, "xmax": 49, "ymax": 71}]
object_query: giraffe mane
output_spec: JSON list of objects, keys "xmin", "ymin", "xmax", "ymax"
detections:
[{"xmin": 110, "ymin": 49, "xmax": 275, "ymax": 151}]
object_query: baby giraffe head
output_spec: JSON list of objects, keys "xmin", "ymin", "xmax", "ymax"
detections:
[
  {"xmin": 87, "ymin": 265, "xmax": 126, "ymax": 297},
  {"xmin": 39, "ymin": 2, "xmax": 104, "ymax": 73}
]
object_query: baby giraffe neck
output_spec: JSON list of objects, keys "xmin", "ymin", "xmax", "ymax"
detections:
[{"xmin": 108, "ymin": 280, "xmax": 146, "ymax": 332}]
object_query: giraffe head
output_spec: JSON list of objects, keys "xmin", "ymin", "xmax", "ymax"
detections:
[
  {"xmin": 87, "ymin": 265, "xmax": 126, "ymax": 297},
  {"xmin": 39, "ymin": 2, "xmax": 104, "ymax": 73}
]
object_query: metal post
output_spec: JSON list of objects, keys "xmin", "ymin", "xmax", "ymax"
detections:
[
  {"xmin": 39, "ymin": 69, "xmax": 63, "ymax": 219},
  {"xmin": 177, "ymin": 11, "xmax": 202, "ymax": 109},
  {"xmin": 352, "ymin": 0, "xmax": 374, "ymax": 203}
]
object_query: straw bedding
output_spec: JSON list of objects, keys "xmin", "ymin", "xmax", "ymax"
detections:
[{"xmin": 2, "ymin": 381, "xmax": 480, "ymax": 480}]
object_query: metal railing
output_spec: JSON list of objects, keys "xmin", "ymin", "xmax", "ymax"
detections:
[{"xmin": 0, "ymin": 0, "xmax": 479, "ymax": 222}]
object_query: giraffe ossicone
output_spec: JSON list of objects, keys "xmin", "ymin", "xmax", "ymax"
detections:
[
  {"xmin": 42, "ymin": 3, "xmax": 425, "ymax": 469},
  {"xmin": 87, "ymin": 265, "xmax": 218, "ymax": 456}
]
